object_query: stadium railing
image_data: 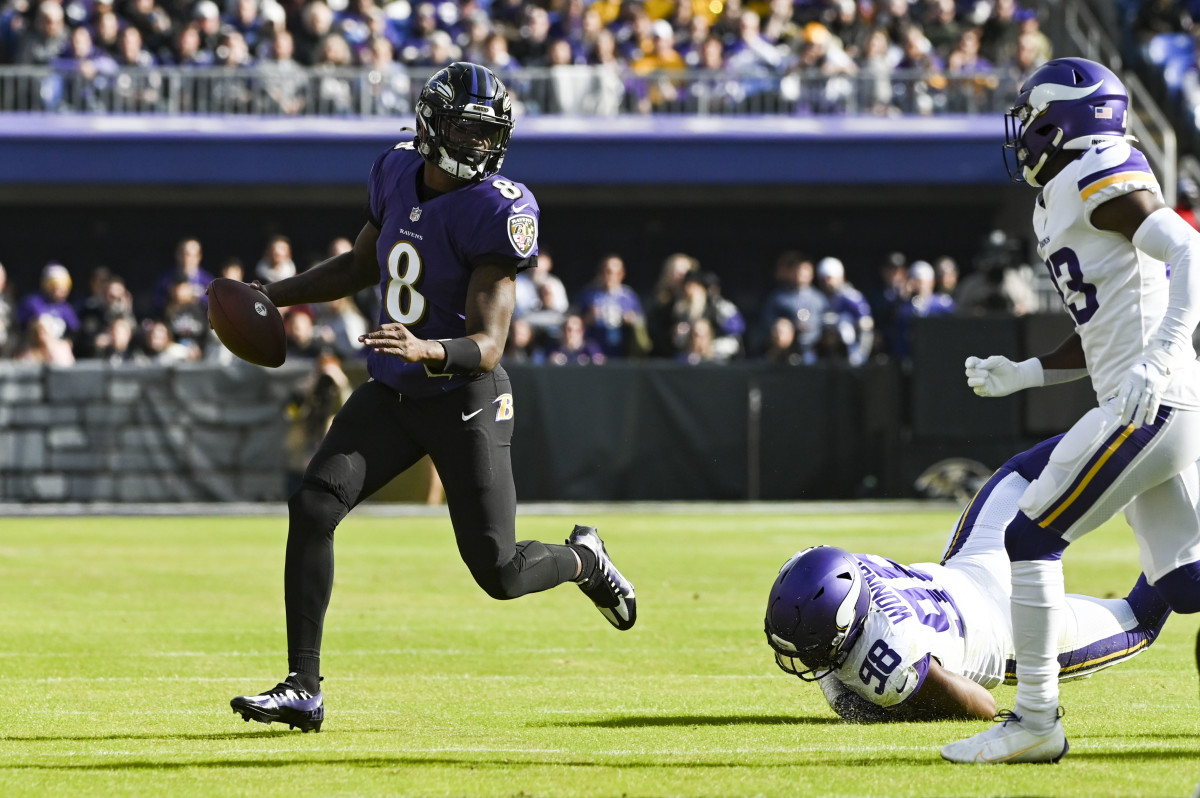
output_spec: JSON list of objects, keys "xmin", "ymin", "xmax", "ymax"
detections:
[
  {"xmin": 0, "ymin": 65, "xmax": 1014, "ymax": 118},
  {"xmin": 1061, "ymin": 0, "xmax": 1177, "ymax": 205}
]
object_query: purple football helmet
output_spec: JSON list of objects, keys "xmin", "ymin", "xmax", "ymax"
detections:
[
  {"xmin": 764, "ymin": 546, "xmax": 870, "ymax": 681},
  {"xmin": 1003, "ymin": 57, "xmax": 1129, "ymax": 187},
  {"xmin": 415, "ymin": 61, "xmax": 514, "ymax": 182}
]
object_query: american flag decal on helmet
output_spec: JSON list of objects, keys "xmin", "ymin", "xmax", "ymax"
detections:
[
  {"xmin": 507, "ymin": 213, "xmax": 537, "ymax": 257},
  {"xmin": 1095, "ymin": 106, "xmax": 1113, "ymax": 119}
]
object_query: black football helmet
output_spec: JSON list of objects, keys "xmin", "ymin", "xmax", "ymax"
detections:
[{"xmin": 415, "ymin": 61, "xmax": 514, "ymax": 182}]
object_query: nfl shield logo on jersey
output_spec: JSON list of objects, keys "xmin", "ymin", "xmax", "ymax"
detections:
[
  {"xmin": 507, "ymin": 213, "xmax": 537, "ymax": 258},
  {"xmin": 410, "ymin": 206, "xmax": 422, "ymax": 222}
]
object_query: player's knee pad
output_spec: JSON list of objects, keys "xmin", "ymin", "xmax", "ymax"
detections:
[
  {"xmin": 1003, "ymin": 510, "xmax": 1067, "ymax": 562},
  {"xmin": 470, "ymin": 540, "xmax": 565, "ymax": 601},
  {"xmin": 297, "ymin": 453, "xmax": 362, "ymax": 507},
  {"xmin": 288, "ymin": 485, "xmax": 348, "ymax": 534},
  {"xmin": 288, "ymin": 454, "xmax": 358, "ymax": 532},
  {"xmin": 467, "ymin": 545, "xmax": 537, "ymax": 601},
  {"xmin": 1154, "ymin": 562, "xmax": 1200, "ymax": 614},
  {"xmin": 471, "ymin": 560, "xmax": 524, "ymax": 601}
]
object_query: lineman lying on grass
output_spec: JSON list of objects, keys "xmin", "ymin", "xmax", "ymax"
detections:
[{"xmin": 763, "ymin": 434, "xmax": 1171, "ymax": 723}]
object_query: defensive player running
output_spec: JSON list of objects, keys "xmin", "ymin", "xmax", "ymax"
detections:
[
  {"xmin": 229, "ymin": 62, "xmax": 636, "ymax": 733},
  {"xmin": 765, "ymin": 435, "xmax": 1171, "ymax": 723},
  {"xmin": 943, "ymin": 57, "xmax": 1200, "ymax": 763}
]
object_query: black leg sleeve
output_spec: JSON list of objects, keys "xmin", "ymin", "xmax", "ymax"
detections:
[
  {"xmin": 285, "ymin": 482, "xmax": 350, "ymax": 676},
  {"xmin": 475, "ymin": 540, "xmax": 579, "ymax": 600}
]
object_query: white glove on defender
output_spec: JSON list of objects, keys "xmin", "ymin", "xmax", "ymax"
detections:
[
  {"xmin": 1112, "ymin": 348, "xmax": 1174, "ymax": 428},
  {"xmin": 964, "ymin": 356, "xmax": 1044, "ymax": 398}
]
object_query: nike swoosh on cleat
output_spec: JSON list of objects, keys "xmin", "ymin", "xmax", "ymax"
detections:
[
  {"xmin": 978, "ymin": 742, "xmax": 1046, "ymax": 763},
  {"xmin": 461, "ymin": 409, "xmax": 483, "ymax": 421}
]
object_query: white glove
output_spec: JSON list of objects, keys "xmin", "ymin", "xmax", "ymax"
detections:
[
  {"xmin": 1113, "ymin": 349, "xmax": 1174, "ymax": 427},
  {"xmin": 964, "ymin": 355, "xmax": 1044, "ymax": 398}
]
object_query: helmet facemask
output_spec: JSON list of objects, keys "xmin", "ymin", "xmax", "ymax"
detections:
[
  {"xmin": 1004, "ymin": 103, "xmax": 1066, "ymax": 188},
  {"xmin": 417, "ymin": 103, "xmax": 512, "ymax": 181}
]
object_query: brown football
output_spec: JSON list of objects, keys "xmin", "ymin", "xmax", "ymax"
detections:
[{"xmin": 206, "ymin": 278, "xmax": 287, "ymax": 368}]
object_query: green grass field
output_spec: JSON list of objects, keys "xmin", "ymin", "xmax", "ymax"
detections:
[{"xmin": 0, "ymin": 508, "xmax": 1197, "ymax": 797}]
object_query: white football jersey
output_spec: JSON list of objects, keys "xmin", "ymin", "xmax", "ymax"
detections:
[
  {"xmin": 832, "ymin": 554, "xmax": 1008, "ymax": 708},
  {"xmin": 1035, "ymin": 141, "xmax": 1200, "ymax": 408}
]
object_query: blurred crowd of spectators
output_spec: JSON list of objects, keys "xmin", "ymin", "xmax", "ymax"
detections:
[
  {"xmin": 1123, "ymin": 0, "xmax": 1200, "ymax": 158},
  {"xmin": 0, "ymin": 229, "xmax": 1048, "ymax": 372},
  {"xmin": 0, "ymin": 0, "xmax": 1053, "ymax": 115}
]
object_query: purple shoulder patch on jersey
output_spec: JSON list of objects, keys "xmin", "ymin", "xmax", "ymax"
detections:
[
  {"xmin": 891, "ymin": 652, "xmax": 932, "ymax": 706},
  {"xmin": 1076, "ymin": 147, "xmax": 1153, "ymax": 193}
]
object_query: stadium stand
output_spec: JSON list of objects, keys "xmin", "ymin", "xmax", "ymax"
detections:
[{"xmin": 1, "ymin": 0, "xmax": 1194, "ymax": 502}]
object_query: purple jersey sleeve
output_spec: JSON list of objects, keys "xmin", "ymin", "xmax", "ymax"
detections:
[{"xmin": 460, "ymin": 181, "xmax": 539, "ymax": 269}]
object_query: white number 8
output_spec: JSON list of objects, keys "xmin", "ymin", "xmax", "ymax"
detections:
[
  {"xmin": 384, "ymin": 241, "xmax": 426, "ymax": 325},
  {"xmin": 492, "ymin": 179, "xmax": 522, "ymax": 200}
]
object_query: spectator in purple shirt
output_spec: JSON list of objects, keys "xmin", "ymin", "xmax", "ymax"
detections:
[
  {"xmin": 574, "ymin": 253, "xmax": 649, "ymax": 358},
  {"xmin": 891, "ymin": 259, "xmax": 956, "ymax": 362},
  {"xmin": 546, "ymin": 312, "xmax": 606, "ymax": 366},
  {"xmin": 52, "ymin": 24, "xmax": 117, "ymax": 110},
  {"xmin": 17, "ymin": 262, "xmax": 81, "ymax": 344},
  {"xmin": 225, "ymin": 0, "xmax": 265, "ymax": 53},
  {"xmin": 397, "ymin": 1, "xmax": 440, "ymax": 63},
  {"xmin": 154, "ymin": 237, "xmax": 215, "ymax": 313},
  {"xmin": 814, "ymin": 256, "xmax": 874, "ymax": 366}
]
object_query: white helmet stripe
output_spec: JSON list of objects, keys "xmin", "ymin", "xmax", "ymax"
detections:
[
  {"xmin": 1028, "ymin": 80, "xmax": 1102, "ymax": 112},
  {"xmin": 833, "ymin": 567, "xmax": 862, "ymax": 631},
  {"xmin": 770, "ymin": 632, "xmax": 798, "ymax": 652}
]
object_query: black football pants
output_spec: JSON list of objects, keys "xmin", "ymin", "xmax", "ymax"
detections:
[{"xmin": 284, "ymin": 369, "xmax": 578, "ymax": 677}]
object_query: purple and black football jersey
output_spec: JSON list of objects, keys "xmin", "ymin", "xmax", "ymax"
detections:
[{"xmin": 366, "ymin": 142, "xmax": 539, "ymax": 396}]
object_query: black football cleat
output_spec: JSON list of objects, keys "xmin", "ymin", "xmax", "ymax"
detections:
[
  {"xmin": 231, "ymin": 674, "xmax": 324, "ymax": 732},
  {"xmin": 568, "ymin": 525, "xmax": 636, "ymax": 631}
]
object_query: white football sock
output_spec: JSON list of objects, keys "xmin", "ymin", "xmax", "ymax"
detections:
[{"xmin": 1011, "ymin": 559, "xmax": 1065, "ymax": 735}]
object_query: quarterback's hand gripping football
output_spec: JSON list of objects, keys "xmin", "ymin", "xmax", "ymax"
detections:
[
  {"xmin": 1113, "ymin": 351, "xmax": 1173, "ymax": 428},
  {"xmin": 964, "ymin": 355, "xmax": 1044, "ymax": 398}
]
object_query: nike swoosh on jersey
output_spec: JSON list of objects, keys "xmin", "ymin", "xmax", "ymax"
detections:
[
  {"xmin": 461, "ymin": 409, "xmax": 483, "ymax": 421},
  {"xmin": 513, "ymin": 203, "xmax": 530, "ymax": 213},
  {"xmin": 1095, "ymin": 143, "xmax": 1116, "ymax": 154}
]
